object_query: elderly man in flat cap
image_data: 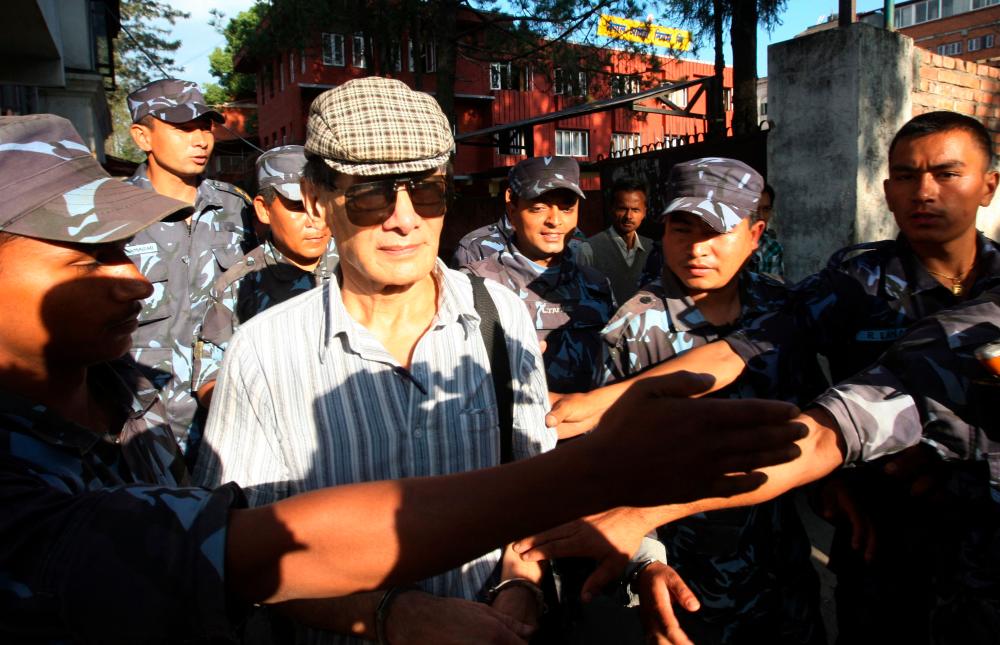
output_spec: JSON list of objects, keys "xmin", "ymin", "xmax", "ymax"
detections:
[{"xmin": 197, "ymin": 77, "xmax": 557, "ymax": 643}]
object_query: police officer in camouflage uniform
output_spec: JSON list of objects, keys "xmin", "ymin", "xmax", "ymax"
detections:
[
  {"xmin": 124, "ymin": 78, "xmax": 258, "ymax": 456},
  {"xmin": 465, "ymin": 156, "xmax": 616, "ymax": 393},
  {"xmin": 540, "ymin": 110, "xmax": 1000, "ymax": 644},
  {"xmin": 600, "ymin": 158, "xmax": 825, "ymax": 644},
  {"xmin": 192, "ymin": 145, "xmax": 338, "ymax": 406}
]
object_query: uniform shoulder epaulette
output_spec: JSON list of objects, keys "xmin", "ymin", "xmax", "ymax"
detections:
[
  {"xmin": 825, "ymin": 240, "xmax": 896, "ymax": 269},
  {"xmin": 210, "ymin": 180, "xmax": 253, "ymax": 205},
  {"xmin": 210, "ymin": 246, "xmax": 266, "ymax": 296}
]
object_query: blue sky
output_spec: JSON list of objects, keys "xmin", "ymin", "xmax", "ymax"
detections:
[{"xmin": 167, "ymin": 0, "xmax": 889, "ymax": 88}]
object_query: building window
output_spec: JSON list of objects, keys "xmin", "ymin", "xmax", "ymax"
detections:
[
  {"xmin": 279, "ymin": 60, "xmax": 285, "ymax": 92},
  {"xmin": 301, "ymin": 49, "xmax": 307, "ymax": 74},
  {"xmin": 969, "ymin": 37, "xmax": 981, "ymax": 52},
  {"xmin": 280, "ymin": 126, "xmax": 287, "ymax": 145},
  {"xmin": 555, "ymin": 129, "xmax": 588, "ymax": 157},
  {"xmin": 723, "ymin": 87, "xmax": 733, "ymax": 111},
  {"xmin": 352, "ymin": 33, "xmax": 367, "ymax": 68},
  {"xmin": 386, "ymin": 40, "xmax": 402, "ymax": 72},
  {"xmin": 611, "ymin": 132, "xmax": 640, "ymax": 155},
  {"xmin": 322, "ymin": 33, "xmax": 345, "ymax": 66},
  {"xmin": 974, "ymin": 0, "xmax": 1000, "ymax": 9},
  {"xmin": 986, "ymin": 34, "xmax": 996, "ymax": 48},
  {"xmin": 497, "ymin": 129, "xmax": 528, "ymax": 155},
  {"xmin": 490, "ymin": 63, "xmax": 532, "ymax": 90},
  {"xmin": 408, "ymin": 41, "xmax": 436, "ymax": 73},
  {"xmin": 760, "ymin": 101, "xmax": 767, "ymax": 116},
  {"xmin": 554, "ymin": 68, "xmax": 586, "ymax": 97},
  {"xmin": 289, "ymin": 52, "xmax": 295, "ymax": 83},
  {"xmin": 667, "ymin": 84, "xmax": 688, "ymax": 108},
  {"xmin": 611, "ymin": 74, "xmax": 640, "ymax": 97},
  {"xmin": 937, "ymin": 41, "xmax": 963, "ymax": 56}
]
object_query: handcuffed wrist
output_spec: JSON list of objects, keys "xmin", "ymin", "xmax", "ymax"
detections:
[{"xmin": 487, "ymin": 577, "xmax": 547, "ymax": 614}]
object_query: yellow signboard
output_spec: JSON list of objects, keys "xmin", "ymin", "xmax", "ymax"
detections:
[{"xmin": 598, "ymin": 14, "xmax": 692, "ymax": 51}]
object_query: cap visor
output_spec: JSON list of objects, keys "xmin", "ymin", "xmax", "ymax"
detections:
[
  {"xmin": 272, "ymin": 182, "xmax": 302, "ymax": 202},
  {"xmin": 7, "ymin": 177, "xmax": 192, "ymax": 243}
]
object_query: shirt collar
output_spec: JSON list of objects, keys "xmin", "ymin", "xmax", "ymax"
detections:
[
  {"xmin": 606, "ymin": 226, "xmax": 646, "ymax": 252},
  {"xmin": 321, "ymin": 259, "xmax": 476, "ymax": 359}
]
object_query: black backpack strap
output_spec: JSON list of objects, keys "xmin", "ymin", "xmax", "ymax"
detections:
[{"xmin": 468, "ymin": 275, "xmax": 515, "ymax": 464}]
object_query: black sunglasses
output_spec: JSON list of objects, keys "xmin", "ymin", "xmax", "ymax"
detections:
[{"xmin": 341, "ymin": 176, "xmax": 449, "ymax": 226}]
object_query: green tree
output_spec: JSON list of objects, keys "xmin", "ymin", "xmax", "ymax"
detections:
[
  {"xmin": 205, "ymin": 6, "xmax": 265, "ymax": 104},
  {"xmin": 105, "ymin": 0, "xmax": 189, "ymax": 162},
  {"xmin": 665, "ymin": 0, "xmax": 786, "ymax": 139}
]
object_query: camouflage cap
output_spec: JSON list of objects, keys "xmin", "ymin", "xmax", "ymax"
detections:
[
  {"xmin": 256, "ymin": 145, "xmax": 306, "ymax": 201},
  {"xmin": 305, "ymin": 77, "xmax": 453, "ymax": 176},
  {"xmin": 660, "ymin": 157, "xmax": 763, "ymax": 232},
  {"xmin": 0, "ymin": 114, "xmax": 192, "ymax": 243},
  {"xmin": 508, "ymin": 156, "xmax": 586, "ymax": 201},
  {"xmin": 127, "ymin": 78, "xmax": 224, "ymax": 125}
]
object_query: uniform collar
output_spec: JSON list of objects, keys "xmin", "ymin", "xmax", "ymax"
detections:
[
  {"xmin": 606, "ymin": 226, "xmax": 646, "ymax": 252},
  {"xmin": 892, "ymin": 232, "xmax": 1000, "ymax": 296},
  {"xmin": 659, "ymin": 269, "xmax": 768, "ymax": 334},
  {"xmin": 129, "ymin": 162, "xmax": 221, "ymax": 210},
  {"xmin": 0, "ymin": 361, "xmax": 156, "ymax": 454}
]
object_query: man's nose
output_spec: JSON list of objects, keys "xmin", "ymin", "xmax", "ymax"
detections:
[
  {"xmin": 110, "ymin": 260, "xmax": 154, "ymax": 301},
  {"xmin": 383, "ymin": 186, "xmax": 420, "ymax": 234}
]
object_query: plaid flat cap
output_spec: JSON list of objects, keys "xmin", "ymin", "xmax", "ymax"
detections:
[
  {"xmin": 509, "ymin": 156, "xmax": 586, "ymax": 200},
  {"xmin": 305, "ymin": 77, "xmax": 454, "ymax": 176},
  {"xmin": 0, "ymin": 114, "xmax": 192, "ymax": 243},
  {"xmin": 257, "ymin": 145, "xmax": 306, "ymax": 201},
  {"xmin": 128, "ymin": 78, "xmax": 224, "ymax": 125},
  {"xmin": 660, "ymin": 157, "xmax": 763, "ymax": 232}
]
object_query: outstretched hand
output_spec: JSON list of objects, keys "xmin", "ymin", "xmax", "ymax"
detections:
[{"xmin": 588, "ymin": 371, "xmax": 805, "ymax": 508}]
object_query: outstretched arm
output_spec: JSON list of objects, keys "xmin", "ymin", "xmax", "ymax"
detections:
[
  {"xmin": 226, "ymin": 373, "xmax": 805, "ymax": 604},
  {"xmin": 547, "ymin": 341, "xmax": 746, "ymax": 435}
]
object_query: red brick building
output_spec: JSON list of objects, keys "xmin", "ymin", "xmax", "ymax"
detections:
[
  {"xmin": 240, "ymin": 12, "xmax": 733, "ymax": 179},
  {"xmin": 804, "ymin": 0, "xmax": 1000, "ymax": 66}
]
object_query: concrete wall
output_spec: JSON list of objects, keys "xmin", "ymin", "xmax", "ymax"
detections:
[{"xmin": 767, "ymin": 23, "xmax": 913, "ymax": 281}]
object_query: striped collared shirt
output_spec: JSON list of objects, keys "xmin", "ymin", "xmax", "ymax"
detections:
[{"xmin": 196, "ymin": 260, "xmax": 554, "ymax": 631}]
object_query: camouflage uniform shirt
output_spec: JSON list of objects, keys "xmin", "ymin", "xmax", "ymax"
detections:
[
  {"xmin": 725, "ymin": 232, "xmax": 1000, "ymax": 385},
  {"xmin": 125, "ymin": 163, "xmax": 256, "ymax": 454},
  {"xmin": 600, "ymin": 270, "xmax": 824, "ymax": 644},
  {"xmin": 723, "ymin": 232, "xmax": 1000, "ymax": 644},
  {"xmin": 193, "ymin": 238, "xmax": 339, "ymax": 390},
  {"xmin": 465, "ymin": 244, "xmax": 617, "ymax": 393},
  {"xmin": 0, "ymin": 358, "xmax": 244, "ymax": 642},
  {"xmin": 814, "ymin": 286, "xmax": 1000, "ymax": 642},
  {"xmin": 450, "ymin": 216, "xmax": 514, "ymax": 269}
]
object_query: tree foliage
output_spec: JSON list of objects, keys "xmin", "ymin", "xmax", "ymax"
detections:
[
  {"xmin": 205, "ymin": 6, "xmax": 265, "ymax": 104},
  {"xmin": 106, "ymin": 0, "xmax": 189, "ymax": 161},
  {"xmin": 212, "ymin": 0, "xmax": 667, "ymax": 124},
  {"xmin": 665, "ymin": 0, "xmax": 786, "ymax": 138}
]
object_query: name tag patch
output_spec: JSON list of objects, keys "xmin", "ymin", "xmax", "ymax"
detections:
[
  {"xmin": 855, "ymin": 328, "xmax": 906, "ymax": 342},
  {"xmin": 125, "ymin": 242, "xmax": 158, "ymax": 257}
]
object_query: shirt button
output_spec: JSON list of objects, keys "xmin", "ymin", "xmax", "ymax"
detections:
[{"xmin": 413, "ymin": 429, "xmax": 424, "ymax": 439}]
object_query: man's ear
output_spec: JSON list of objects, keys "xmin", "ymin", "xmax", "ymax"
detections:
[
  {"xmin": 981, "ymin": 170, "xmax": 999, "ymax": 207},
  {"xmin": 748, "ymin": 219, "xmax": 766, "ymax": 247},
  {"xmin": 253, "ymin": 195, "xmax": 271, "ymax": 226},
  {"xmin": 129, "ymin": 122, "xmax": 152, "ymax": 153}
]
